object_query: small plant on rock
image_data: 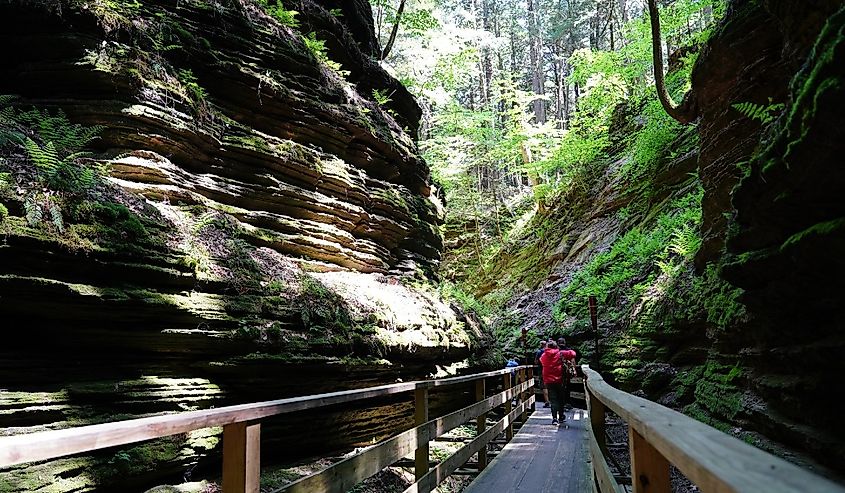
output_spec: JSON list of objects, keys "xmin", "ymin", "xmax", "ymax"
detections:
[{"xmin": 257, "ymin": 0, "xmax": 300, "ymax": 28}]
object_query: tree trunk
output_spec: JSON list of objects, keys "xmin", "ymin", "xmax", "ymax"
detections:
[
  {"xmin": 527, "ymin": 0, "xmax": 546, "ymax": 123},
  {"xmin": 380, "ymin": 0, "xmax": 407, "ymax": 60},
  {"xmin": 480, "ymin": 0, "xmax": 493, "ymax": 105},
  {"xmin": 647, "ymin": 0, "xmax": 697, "ymax": 124}
]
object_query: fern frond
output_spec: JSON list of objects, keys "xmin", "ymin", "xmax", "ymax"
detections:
[
  {"xmin": 0, "ymin": 95, "xmax": 17, "ymax": 127},
  {"xmin": 23, "ymin": 195, "xmax": 43, "ymax": 226},
  {"xmin": 18, "ymin": 108, "xmax": 103, "ymax": 155},
  {"xmin": 25, "ymin": 138, "xmax": 61, "ymax": 181},
  {"xmin": 48, "ymin": 202, "xmax": 64, "ymax": 232},
  {"xmin": 732, "ymin": 100, "xmax": 784, "ymax": 125},
  {"xmin": 0, "ymin": 107, "xmax": 14, "ymax": 126}
]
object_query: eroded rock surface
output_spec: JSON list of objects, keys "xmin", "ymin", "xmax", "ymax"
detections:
[{"xmin": 0, "ymin": 1, "xmax": 483, "ymax": 490}]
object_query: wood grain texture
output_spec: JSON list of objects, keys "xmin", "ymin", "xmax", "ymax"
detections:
[
  {"xmin": 585, "ymin": 387, "xmax": 622, "ymax": 493},
  {"xmin": 629, "ymin": 426, "xmax": 670, "ymax": 493},
  {"xmin": 582, "ymin": 365, "xmax": 845, "ymax": 493},
  {"xmin": 405, "ymin": 396, "xmax": 537, "ymax": 493},
  {"xmin": 476, "ymin": 379, "xmax": 488, "ymax": 470},
  {"xmin": 278, "ymin": 380, "xmax": 533, "ymax": 493},
  {"xmin": 463, "ymin": 405, "xmax": 590, "ymax": 493},
  {"xmin": 222, "ymin": 422, "xmax": 261, "ymax": 493},
  {"xmin": 414, "ymin": 388, "xmax": 430, "ymax": 481},
  {"xmin": 504, "ymin": 372, "xmax": 514, "ymax": 441},
  {"xmin": 0, "ymin": 366, "xmax": 533, "ymax": 468}
]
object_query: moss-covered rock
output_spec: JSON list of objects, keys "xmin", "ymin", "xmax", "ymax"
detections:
[{"xmin": 0, "ymin": 0, "xmax": 481, "ymax": 491}]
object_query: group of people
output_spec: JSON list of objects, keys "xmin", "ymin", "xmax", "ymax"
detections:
[{"xmin": 535, "ymin": 337, "xmax": 577, "ymax": 426}]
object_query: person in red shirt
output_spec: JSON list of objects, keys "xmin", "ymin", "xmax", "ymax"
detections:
[
  {"xmin": 539, "ymin": 341, "xmax": 565, "ymax": 425},
  {"xmin": 558, "ymin": 337, "xmax": 577, "ymax": 413}
]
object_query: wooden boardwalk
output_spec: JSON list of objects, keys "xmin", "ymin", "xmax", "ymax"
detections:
[{"xmin": 464, "ymin": 406, "xmax": 591, "ymax": 493}]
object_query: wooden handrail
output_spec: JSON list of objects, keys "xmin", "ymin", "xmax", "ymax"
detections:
[
  {"xmin": 581, "ymin": 365, "xmax": 845, "ymax": 493},
  {"xmin": 278, "ymin": 378, "xmax": 534, "ymax": 493},
  {"xmin": 0, "ymin": 365, "xmax": 531, "ymax": 468},
  {"xmin": 0, "ymin": 365, "xmax": 534, "ymax": 493}
]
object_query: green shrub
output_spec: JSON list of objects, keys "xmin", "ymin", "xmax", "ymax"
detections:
[{"xmin": 0, "ymin": 202, "xmax": 8, "ymax": 222}]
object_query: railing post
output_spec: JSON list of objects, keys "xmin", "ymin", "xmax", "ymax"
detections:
[
  {"xmin": 629, "ymin": 426, "xmax": 670, "ymax": 493},
  {"xmin": 588, "ymin": 388, "xmax": 607, "ymax": 454},
  {"xmin": 503, "ymin": 372, "xmax": 513, "ymax": 441},
  {"xmin": 528, "ymin": 366, "xmax": 536, "ymax": 412},
  {"xmin": 222, "ymin": 422, "xmax": 261, "ymax": 493},
  {"xmin": 475, "ymin": 378, "xmax": 488, "ymax": 470},
  {"xmin": 414, "ymin": 388, "xmax": 430, "ymax": 481},
  {"xmin": 518, "ymin": 368, "xmax": 528, "ymax": 422}
]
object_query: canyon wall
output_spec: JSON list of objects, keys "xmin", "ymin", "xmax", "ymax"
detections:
[{"xmin": 0, "ymin": 1, "xmax": 483, "ymax": 491}]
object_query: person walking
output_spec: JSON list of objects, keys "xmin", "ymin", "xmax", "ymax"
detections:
[
  {"xmin": 534, "ymin": 342, "xmax": 549, "ymax": 408},
  {"xmin": 539, "ymin": 341, "xmax": 565, "ymax": 425},
  {"xmin": 558, "ymin": 337, "xmax": 577, "ymax": 413}
]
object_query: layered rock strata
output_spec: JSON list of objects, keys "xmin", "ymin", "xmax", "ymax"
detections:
[{"xmin": 0, "ymin": 1, "xmax": 483, "ymax": 491}]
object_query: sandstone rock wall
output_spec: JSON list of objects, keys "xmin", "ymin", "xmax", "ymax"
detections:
[{"xmin": 0, "ymin": 1, "xmax": 484, "ymax": 491}]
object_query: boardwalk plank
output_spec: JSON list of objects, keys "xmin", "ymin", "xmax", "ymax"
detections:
[{"xmin": 464, "ymin": 407, "xmax": 591, "ymax": 493}]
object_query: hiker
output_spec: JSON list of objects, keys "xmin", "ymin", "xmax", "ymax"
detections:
[
  {"xmin": 539, "ymin": 340, "xmax": 565, "ymax": 425},
  {"xmin": 506, "ymin": 357, "xmax": 520, "ymax": 405},
  {"xmin": 558, "ymin": 337, "xmax": 577, "ymax": 412},
  {"xmin": 506, "ymin": 356, "xmax": 519, "ymax": 377},
  {"xmin": 534, "ymin": 342, "xmax": 549, "ymax": 408}
]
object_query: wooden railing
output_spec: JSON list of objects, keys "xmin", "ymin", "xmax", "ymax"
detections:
[
  {"xmin": 0, "ymin": 366, "xmax": 535, "ymax": 493},
  {"xmin": 582, "ymin": 365, "xmax": 845, "ymax": 493}
]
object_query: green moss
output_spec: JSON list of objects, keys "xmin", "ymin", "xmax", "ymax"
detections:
[
  {"xmin": 261, "ymin": 468, "xmax": 303, "ymax": 490},
  {"xmin": 692, "ymin": 361, "xmax": 745, "ymax": 421},
  {"xmin": 774, "ymin": 9, "xmax": 845, "ymax": 172},
  {"xmin": 679, "ymin": 263, "xmax": 747, "ymax": 331},
  {"xmin": 683, "ymin": 402, "xmax": 733, "ymax": 433},
  {"xmin": 780, "ymin": 218, "xmax": 845, "ymax": 251},
  {"xmin": 94, "ymin": 436, "xmax": 184, "ymax": 482}
]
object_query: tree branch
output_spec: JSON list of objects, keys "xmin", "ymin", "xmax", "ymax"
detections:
[
  {"xmin": 646, "ymin": 0, "xmax": 697, "ymax": 124},
  {"xmin": 380, "ymin": 0, "xmax": 406, "ymax": 61}
]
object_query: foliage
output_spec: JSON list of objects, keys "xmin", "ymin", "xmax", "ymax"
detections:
[
  {"xmin": 554, "ymin": 187, "xmax": 704, "ymax": 322},
  {"xmin": 24, "ymin": 138, "xmax": 99, "ymax": 194},
  {"xmin": 16, "ymin": 108, "xmax": 103, "ymax": 157},
  {"xmin": 732, "ymin": 99, "xmax": 785, "ymax": 125},
  {"xmin": 439, "ymin": 281, "xmax": 492, "ymax": 318},
  {"xmin": 301, "ymin": 32, "xmax": 347, "ymax": 75},
  {"xmin": 372, "ymin": 88, "xmax": 393, "ymax": 106},
  {"xmin": 256, "ymin": 0, "xmax": 300, "ymax": 28},
  {"xmin": 177, "ymin": 69, "xmax": 207, "ymax": 105},
  {"xmin": 0, "ymin": 202, "xmax": 7, "ymax": 222}
]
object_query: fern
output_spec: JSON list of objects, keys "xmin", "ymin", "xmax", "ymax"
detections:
[
  {"xmin": 25, "ymin": 138, "xmax": 61, "ymax": 181},
  {"xmin": 0, "ymin": 94, "xmax": 25, "ymax": 146},
  {"xmin": 23, "ymin": 195, "xmax": 43, "ymax": 227},
  {"xmin": 25, "ymin": 138, "xmax": 98, "ymax": 193},
  {"xmin": 0, "ymin": 94, "xmax": 16, "ymax": 126},
  {"xmin": 372, "ymin": 89, "xmax": 393, "ymax": 106},
  {"xmin": 17, "ymin": 108, "xmax": 103, "ymax": 155},
  {"xmin": 48, "ymin": 201, "xmax": 65, "ymax": 233},
  {"xmin": 732, "ymin": 99, "xmax": 785, "ymax": 125},
  {"xmin": 669, "ymin": 223, "xmax": 701, "ymax": 259},
  {"xmin": 257, "ymin": 0, "xmax": 300, "ymax": 28}
]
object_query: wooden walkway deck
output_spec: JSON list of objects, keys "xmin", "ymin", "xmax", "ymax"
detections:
[{"xmin": 464, "ymin": 406, "xmax": 591, "ymax": 493}]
